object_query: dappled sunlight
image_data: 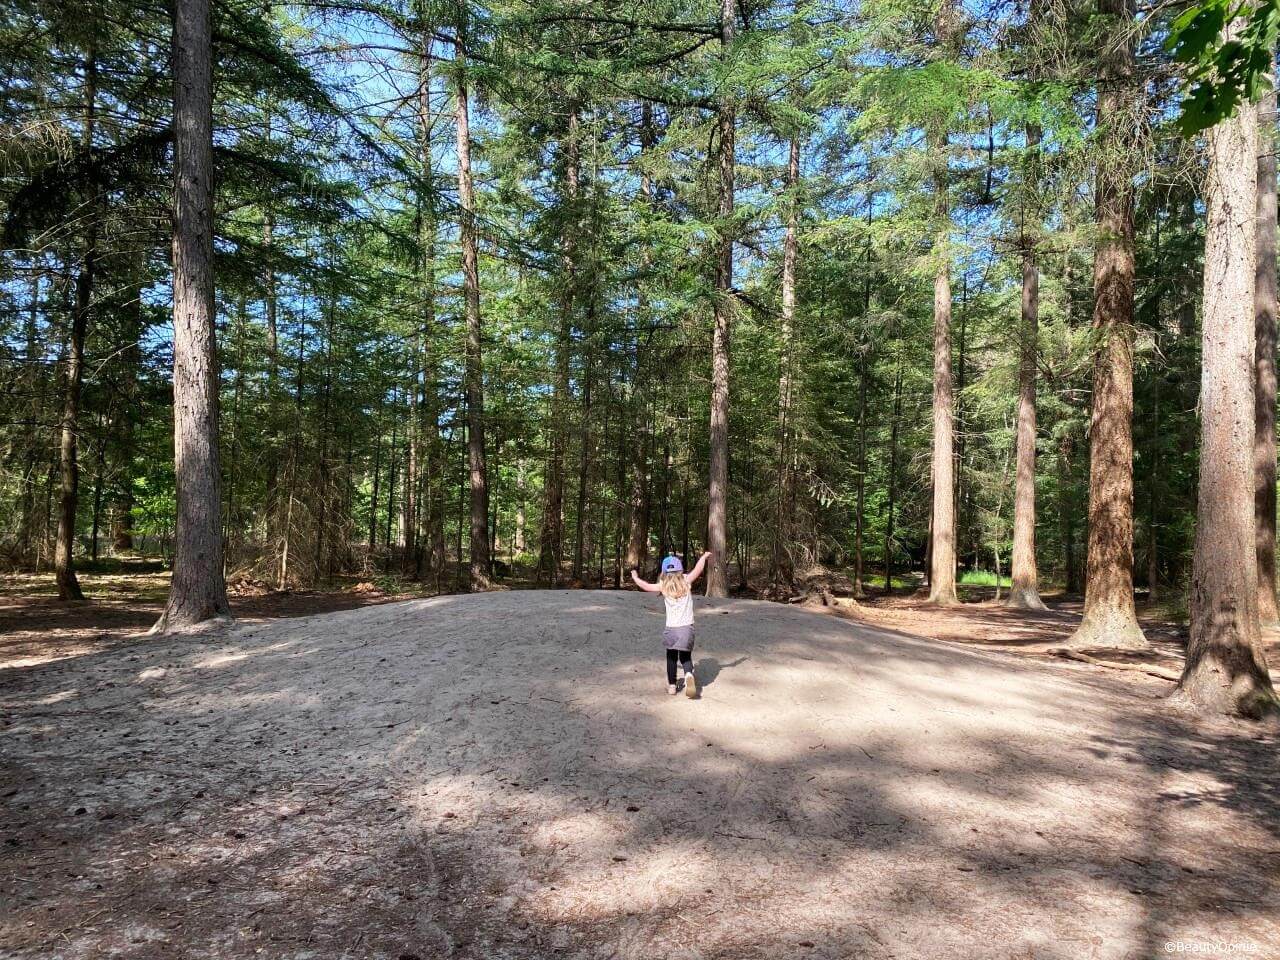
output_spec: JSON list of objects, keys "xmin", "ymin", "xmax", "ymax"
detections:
[{"xmin": 3, "ymin": 591, "xmax": 1277, "ymax": 958}]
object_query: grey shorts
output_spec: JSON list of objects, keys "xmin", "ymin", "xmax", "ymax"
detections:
[{"xmin": 662, "ymin": 625, "xmax": 695, "ymax": 652}]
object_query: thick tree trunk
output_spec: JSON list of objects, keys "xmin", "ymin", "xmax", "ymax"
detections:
[
  {"xmin": 1255, "ymin": 81, "xmax": 1279, "ymax": 624},
  {"xmin": 1070, "ymin": 0, "xmax": 1145, "ymax": 648},
  {"xmin": 454, "ymin": 49, "xmax": 490, "ymax": 590},
  {"xmin": 1174, "ymin": 55, "xmax": 1277, "ymax": 718},
  {"xmin": 1008, "ymin": 124, "xmax": 1045, "ymax": 610},
  {"xmin": 705, "ymin": 0, "xmax": 736, "ymax": 598},
  {"xmin": 155, "ymin": 0, "xmax": 230, "ymax": 631}
]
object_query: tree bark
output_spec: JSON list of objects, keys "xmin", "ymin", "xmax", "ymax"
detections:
[
  {"xmin": 56, "ymin": 47, "xmax": 99, "ymax": 603},
  {"xmin": 111, "ymin": 276, "xmax": 144, "ymax": 553},
  {"xmin": 926, "ymin": 0, "xmax": 958, "ymax": 605},
  {"xmin": 419, "ymin": 30, "xmax": 446, "ymax": 580},
  {"xmin": 885, "ymin": 365, "xmax": 903, "ymax": 593},
  {"xmin": 1069, "ymin": 0, "xmax": 1145, "ymax": 648},
  {"xmin": 773, "ymin": 134, "xmax": 800, "ymax": 590},
  {"xmin": 854, "ymin": 353, "xmax": 867, "ymax": 598},
  {"xmin": 515, "ymin": 461, "xmax": 527, "ymax": 554},
  {"xmin": 1174, "ymin": 45, "xmax": 1277, "ymax": 718},
  {"xmin": 573, "ymin": 355, "xmax": 593, "ymax": 581},
  {"xmin": 539, "ymin": 109, "xmax": 579, "ymax": 587},
  {"xmin": 1008, "ymin": 119, "xmax": 1045, "ymax": 609},
  {"xmin": 705, "ymin": 0, "xmax": 736, "ymax": 597},
  {"xmin": 20, "ymin": 271, "xmax": 43, "ymax": 564},
  {"xmin": 1255, "ymin": 81, "xmax": 1278, "ymax": 624},
  {"xmin": 625, "ymin": 102, "xmax": 656, "ymax": 575},
  {"xmin": 453, "ymin": 40, "xmax": 490, "ymax": 590},
  {"xmin": 155, "ymin": 0, "xmax": 230, "ymax": 631},
  {"xmin": 412, "ymin": 11, "xmax": 444, "ymax": 579}
]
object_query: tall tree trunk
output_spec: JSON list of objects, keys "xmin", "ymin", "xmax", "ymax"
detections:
[
  {"xmin": 155, "ymin": 0, "xmax": 230, "ymax": 630},
  {"xmin": 111, "ymin": 276, "xmax": 143, "ymax": 553},
  {"xmin": 56, "ymin": 47, "xmax": 99, "ymax": 603},
  {"xmin": 1174, "ymin": 46, "xmax": 1277, "ymax": 718},
  {"xmin": 20, "ymin": 271, "xmax": 43, "ymax": 564},
  {"xmin": 90, "ymin": 412, "xmax": 106, "ymax": 562},
  {"xmin": 515, "ymin": 461, "xmax": 526, "ymax": 553},
  {"xmin": 385, "ymin": 387, "xmax": 399, "ymax": 555},
  {"xmin": 369, "ymin": 412, "xmax": 382, "ymax": 552},
  {"xmin": 539, "ymin": 110, "xmax": 578, "ymax": 587},
  {"xmin": 705, "ymin": 0, "xmax": 736, "ymax": 597},
  {"xmin": 926, "ymin": 0, "xmax": 958, "ymax": 605},
  {"xmin": 418, "ymin": 25, "xmax": 446, "ymax": 579},
  {"xmin": 403, "ymin": 349, "xmax": 420, "ymax": 575},
  {"xmin": 773, "ymin": 134, "xmax": 800, "ymax": 590},
  {"xmin": 573, "ymin": 355, "xmax": 593, "ymax": 581},
  {"xmin": 1070, "ymin": 0, "xmax": 1146, "ymax": 648},
  {"xmin": 927, "ymin": 191, "xmax": 957, "ymax": 602},
  {"xmin": 884, "ymin": 365, "xmax": 903, "ymax": 594},
  {"xmin": 1008, "ymin": 119, "xmax": 1045, "ymax": 609},
  {"xmin": 625, "ymin": 102, "xmax": 655, "ymax": 575},
  {"xmin": 454, "ymin": 40, "xmax": 489, "ymax": 589},
  {"xmin": 313, "ymin": 269, "xmax": 335, "ymax": 584},
  {"xmin": 1148, "ymin": 320, "xmax": 1162, "ymax": 604},
  {"xmin": 279, "ymin": 314, "xmax": 306, "ymax": 588},
  {"xmin": 261, "ymin": 171, "xmax": 280, "ymax": 543},
  {"xmin": 854, "ymin": 354, "xmax": 867, "ymax": 598},
  {"xmin": 1255, "ymin": 80, "xmax": 1279, "ymax": 624}
]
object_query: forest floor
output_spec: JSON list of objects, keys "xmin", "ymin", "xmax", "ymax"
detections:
[{"xmin": 2, "ymin": 579, "xmax": 1279, "ymax": 958}]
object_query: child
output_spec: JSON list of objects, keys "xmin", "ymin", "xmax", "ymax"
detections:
[{"xmin": 631, "ymin": 552, "xmax": 712, "ymax": 697}]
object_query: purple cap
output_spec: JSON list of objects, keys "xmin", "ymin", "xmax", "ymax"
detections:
[{"xmin": 661, "ymin": 555, "xmax": 683, "ymax": 575}]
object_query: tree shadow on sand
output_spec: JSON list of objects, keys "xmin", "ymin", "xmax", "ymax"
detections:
[{"xmin": 2, "ymin": 592, "xmax": 1277, "ymax": 959}]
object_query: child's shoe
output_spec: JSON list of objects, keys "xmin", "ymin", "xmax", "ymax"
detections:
[
  {"xmin": 667, "ymin": 683, "xmax": 678, "ymax": 696},
  {"xmin": 683, "ymin": 670, "xmax": 698, "ymax": 699}
]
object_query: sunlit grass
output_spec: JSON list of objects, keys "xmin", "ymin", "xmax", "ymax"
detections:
[{"xmin": 958, "ymin": 569, "xmax": 1011, "ymax": 588}]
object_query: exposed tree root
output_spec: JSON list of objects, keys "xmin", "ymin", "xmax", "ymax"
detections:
[{"xmin": 1047, "ymin": 646, "xmax": 1180, "ymax": 682}]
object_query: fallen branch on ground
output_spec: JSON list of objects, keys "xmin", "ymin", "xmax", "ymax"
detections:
[{"xmin": 1047, "ymin": 647, "xmax": 1181, "ymax": 682}]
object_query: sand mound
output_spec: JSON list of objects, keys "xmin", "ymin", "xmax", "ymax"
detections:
[{"xmin": 2, "ymin": 591, "xmax": 1277, "ymax": 958}]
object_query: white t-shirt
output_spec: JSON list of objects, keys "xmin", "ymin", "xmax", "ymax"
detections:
[{"xmin": 664, "ymin": 592, "xmax": 694, "ymax": 628}]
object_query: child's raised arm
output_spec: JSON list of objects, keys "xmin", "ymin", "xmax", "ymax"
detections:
[
  {"xmin": 684, "ymin": 551, "xmax": 713, "ymax": 585},
  {"xmin": 630, "ymin": 569, "xmax": 663, "ymax": 593}
]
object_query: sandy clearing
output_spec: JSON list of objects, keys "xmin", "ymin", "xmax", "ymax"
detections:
[{"xmin": 2, "ymin": 590, "xmax": 1277, "ymax": 959}]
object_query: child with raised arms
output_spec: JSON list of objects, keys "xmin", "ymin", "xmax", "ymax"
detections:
[{"xmin": 631, "ymin": 552, "xmax": 712, "ymax": 697}]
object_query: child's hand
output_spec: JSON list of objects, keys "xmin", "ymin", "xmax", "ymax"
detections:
[{"xmin": 702, "ymin": 551, "xmax": 713, "ymax": 561}]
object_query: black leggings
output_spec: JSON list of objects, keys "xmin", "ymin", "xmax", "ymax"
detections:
[{"xmin": 666, "ymin": 649, "xmax": 694, "ymax": 684}]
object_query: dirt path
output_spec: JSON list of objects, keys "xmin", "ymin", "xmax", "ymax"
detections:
[
  {"xmin": 3, "ymin": 591, "xmax": 1277, "ymax": 959},
  {"xmin": 0, "ymin": 570, "xmax": 403, "ymax": 669}
]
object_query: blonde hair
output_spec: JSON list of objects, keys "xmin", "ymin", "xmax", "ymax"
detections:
[{"xmin": 659, "ymin": 571, "xmax": 689, "ymax": 600}]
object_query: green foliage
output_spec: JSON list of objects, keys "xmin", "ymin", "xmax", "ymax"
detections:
[
  {"xmin": 1167, "ymin": 0, "xmax": 1280, "ymax": 133},
  {"xmin": 0, "ymin": 0, "xmax": 1216, "ymax": 610}
]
